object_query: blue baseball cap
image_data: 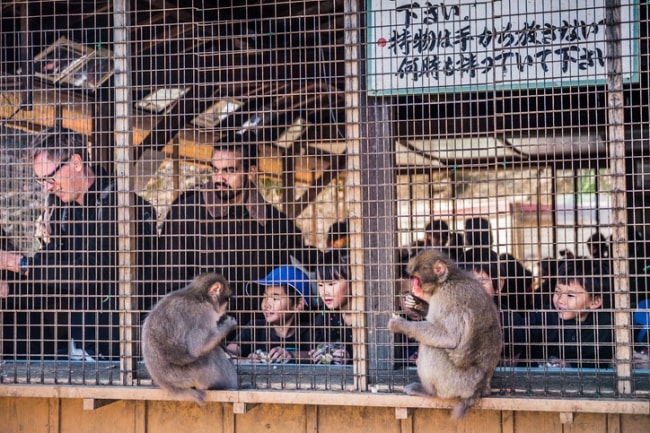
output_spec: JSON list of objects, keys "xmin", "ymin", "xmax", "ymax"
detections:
[
  {"xmin": 634, "ymin": 299, "xmax": 650, "ymax": 343},
  {"xmin": 247, "ymin": 265, "xmax": 312, "ymax": 308}
]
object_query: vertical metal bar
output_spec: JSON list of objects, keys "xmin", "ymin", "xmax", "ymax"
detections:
[
  {"xmin": 344, "ymin": 0, "xmax": 368, "ymax": 390},
  {"xmin": 18, "ymin": 1, "xmax": 33, "ymax": 111},
  {"xmin": 363, "ymin": 98, "xmax": 398, "ymax": 376},
  {"xmin": 113, "ymin": 0, "xmax": 137, "ymax": 385},
  {"xmin": 605, "ymin": 0, "xmax": 632, "ymax": 394}
]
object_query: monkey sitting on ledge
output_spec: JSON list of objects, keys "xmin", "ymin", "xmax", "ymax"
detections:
[
  {"xmin": 388, "ymin": 250, "xmax": 502, "ymax": 420},
  {"xmin": 142, "ymin": 273, "xmax": 238, "ymax": 404}
]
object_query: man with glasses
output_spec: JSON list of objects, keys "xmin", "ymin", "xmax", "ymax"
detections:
[
  {"xmin": 158, "ymin": 132, "xmax": 320, "ymax": 327},
  {"xmin": 0, "ymin": 126, "xmax": 156, "ymax": 359}
]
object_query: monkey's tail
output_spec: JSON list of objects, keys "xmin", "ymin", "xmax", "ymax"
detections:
[
  {"xmin": 170, "ymin": 388, "xmax": 206, "ymax": 406},
  {"xmin": 451, "ymin": 397, "xmax": 476, "ymax": 421}
]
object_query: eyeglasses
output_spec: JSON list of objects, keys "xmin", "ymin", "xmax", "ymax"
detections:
[{"xmin": 35, "ymin": 157, "xmax": 70, "ymax": 186}]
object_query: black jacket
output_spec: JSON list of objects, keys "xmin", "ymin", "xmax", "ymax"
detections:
[
  {"xmin": 158, "ymin": 187, "xmax": 318, "ymax": 323},
  {"xmin": 5, "ymin": 166, "xmax": 157, "ymax": 357},
  {"xmin": 527, "ymin": 307, "xmax": 614, "ymax": 369}
]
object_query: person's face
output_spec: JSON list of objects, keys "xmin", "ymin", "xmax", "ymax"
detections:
[
  {"xmin": 260, "ymin": 285, "xmax": 302, "ymax": 325},
  {"xmin": 471, "ymin": 270, "xmax": 501, "ymax": 297},
  {"xmin": 427, "ymin": 234, "xmax": 442, "ymax": 247},
  {"xmin": 33, "ymin": 152, "xmax": 84, "ymax": 204},
  {"xmin": 327, "ymin": 236, "xmax": 348, "ymax": 250},
  {"xmin": 317, "ymin": 278, "xmax": 349, "ymax": 310},
  {"xmin": 553, "ymin": 280, "xmax": 602, "ymax": 322},
  {"xmin": 210, "ymin": 149, "xmax": 255, "ymax": 202}
]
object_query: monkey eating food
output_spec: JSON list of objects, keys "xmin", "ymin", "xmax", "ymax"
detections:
[
  {"xmin": 388, "ymin": 250, "xmax": 502, "ymax": 420},
  {"xmin": 142, "ymin": 272, "xmax": 238, "ymax": 404}
]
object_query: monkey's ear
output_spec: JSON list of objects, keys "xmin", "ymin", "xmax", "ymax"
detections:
[
  {"xmin": 208, "ymin": 281, "xmax": 223, "ymax": 298},
  {"xmin": 432, "ymin": 260, "xmax": 449, "ymax": 282}
]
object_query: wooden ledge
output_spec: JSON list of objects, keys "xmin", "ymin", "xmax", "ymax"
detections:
[{"xmin": 0, "ymin": 385, "xmax": 648, "ymax": 416}]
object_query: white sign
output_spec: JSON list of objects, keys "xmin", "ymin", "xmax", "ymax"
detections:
[{"xmin": 367, "ymin": 1, "xmax": 639, "ymax": 95}]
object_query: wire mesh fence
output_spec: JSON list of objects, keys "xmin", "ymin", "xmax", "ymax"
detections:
[{"xmin": 0, "ymin": 0, "xmax": 648, "ymax": 400}]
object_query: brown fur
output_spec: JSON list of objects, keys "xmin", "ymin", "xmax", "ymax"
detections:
[
  {"xmin": 388, "ymin": 250, "xmax": 502, "ymax": 420},
  {"xmin": 142, "ymin": 273, "xmax": 238, "ymax": 404}
]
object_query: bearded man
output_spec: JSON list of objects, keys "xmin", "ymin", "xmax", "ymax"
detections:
[{"xmin": 157, "ymin": 133, "xmax": 318, "ymax": 325}]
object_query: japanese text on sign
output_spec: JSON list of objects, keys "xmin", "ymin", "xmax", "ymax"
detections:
[{"xmin": 367, "ymin": 1, "xmax": 638, "ymax": 95}]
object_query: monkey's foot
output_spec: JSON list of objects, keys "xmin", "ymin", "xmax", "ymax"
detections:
[{"xmin": 403, "ymin": 382, "xmax": 433, "ymax": 397}]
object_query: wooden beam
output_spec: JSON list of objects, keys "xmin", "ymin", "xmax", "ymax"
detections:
[
  {"xmin": 134, "ymin": 86, "xmax": 200, "ymax": 158},
  {"xmin": 559, "ymin": 412, "xmax": 574, "ymax": 424},
  {"xmin": 0, "ymin": 386, "xmax": 648, "ymax": 416},
  {"xmin": 233, "ymin": 402, "xmax": 259, "ymax": 414},
  {"xmin": 394, "ymin": 407, "xmax": 412, "ymax": 420},
  {"xmin": 284, "ymin": 152, "xmax": 346, "ymax": 219},
  {"xmin": 83, "ymin": 398, "xmax": 119, "ymax": 411}
]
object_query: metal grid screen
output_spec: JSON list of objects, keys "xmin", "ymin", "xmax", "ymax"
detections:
[{"xmin": 0, "ymin": 0, "xmax": 648, "ymax": 401}]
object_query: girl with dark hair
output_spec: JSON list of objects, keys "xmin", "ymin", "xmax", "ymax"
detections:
[{"xmin": 309, "ymin": 253, "xmax": 353, "ymax": 365}]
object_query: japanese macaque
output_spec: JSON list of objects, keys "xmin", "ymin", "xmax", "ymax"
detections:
[
  {"xmin": 388, "ymin": 250, "xmax": 502, "ymax": 420},
  {"xmin": 142, "ymin": 273, "xmax": 238, "ymax": 404}
]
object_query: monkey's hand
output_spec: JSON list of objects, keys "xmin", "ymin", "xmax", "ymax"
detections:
[
  {"xmin": 216, "ymin": 315, "xmax": 237, "ymax": 333},
  {"xmin": 388, "ymin": 315, "xmax": 407, "ymax": 335},
  {"xmin": 403, "ymin": 294, "xmax": 429, "ymax": 315}
]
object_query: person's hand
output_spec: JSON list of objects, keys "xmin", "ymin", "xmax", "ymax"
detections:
[
  {"xmin": 0, "ymin": 280, "xmax": 9, "ymax": 298},
  {"xmin": 633, "ymin": 348, "xmax": 649, "ymax": 369},
  {"xmin": 309, "ymin": 347, "xmax": 325, "ymax": 364},
  {"xmin": 247, "ymin": 349, "xmax": 269, "ymax": 363},
  {"xmin": 310, "ymin": 344, "xmax": 348, "ymax": 365},
  {"xmin": 330, "ymin": 347, "xmax": 349, "ymax": 365},
  {"xmin": 267, "ymin": 347, "xmax": 294, "ymax": 364},
  {"xmin": 545, "ymin": 356, "xmax": 571, "ymax": 368},
  {"xmin": 0, "ymin": 250, "xmax": 20, "ymax": 273}
]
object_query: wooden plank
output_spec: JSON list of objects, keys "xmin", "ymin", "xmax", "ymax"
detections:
[
  {"xmin": 223, "ymin": 403, "xmax": 235, "ymax": 433},
  {"xmin": 0, "ymin": 386, "xmax": 648, "ymax": 415},
  {"xmin": 399, "ymin": 412, "xmax": 413, "ymax": 433},
  {"xmin": 134, "ymin": 401, "xmax": 146, "ymax": 433},
  {"xmin": 305, "ymin": 405, "xmax": 318, "ymax": 433},
  {"xmin": 234, "ymin": 403, "xmax": 306, "ymax": 433},
  {"xmin": 48, "ymin": 397, "xmax": 61, "ymax": 433},
  {"xmin": 501, "ymin": 410, "xmax": 515, "ymax": 433},
  {"xmin": 0, "ymin": 89, "xmax": 93, "ymax": 134}
]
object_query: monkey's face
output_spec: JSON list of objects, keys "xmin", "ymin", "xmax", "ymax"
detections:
[
  {"xmin": 215, "ymin": 300, "xmax": 229, "ymax": 316},
  {"xmin": 398, "ymin": 279, "xmax": 424, "ymax": 321},
  {"xmin": 410, "ymin": 275, "xmax": 427, "ymax": 301}
]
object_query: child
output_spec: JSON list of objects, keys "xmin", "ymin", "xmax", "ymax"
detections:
[
  {"xmin": 309, "ymin": 253, "xmax": 353, "ymax": 365},
  {"xmin": 461, "ymin": 248, "xmax": 527, "ymax": 366},
  {"xmin": 226, "ymin": 265, "xmax": 319, "ymax": 363},
  {"xmin": 528, "ymin": 258, "xmax": 613, "ymax": 369}
]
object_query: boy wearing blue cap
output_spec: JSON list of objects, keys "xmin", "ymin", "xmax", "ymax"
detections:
[{"xmin": 226, "ymin": 265, "xmax": 320, "ymax": 363}]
